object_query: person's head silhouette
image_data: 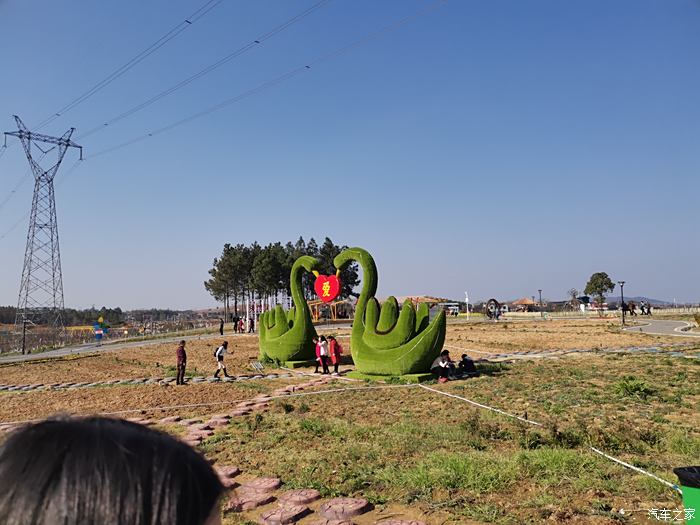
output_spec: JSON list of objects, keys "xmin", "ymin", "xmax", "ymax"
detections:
[{"xmin": 0, "ymin": 416, "xmax": 224, "ymax": 525}]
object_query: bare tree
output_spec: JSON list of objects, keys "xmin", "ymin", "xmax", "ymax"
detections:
[{"xmin": 566, "ymin": 288, "xmax": 580, "ymax": 310}]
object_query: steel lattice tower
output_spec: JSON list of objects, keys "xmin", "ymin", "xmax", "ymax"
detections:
[{"xmin": 4, "ymin": 115, "xmax": 82, "ymax": 330}]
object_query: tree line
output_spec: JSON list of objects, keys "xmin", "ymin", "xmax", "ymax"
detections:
[
  {"xmin": 0, "ymin": 306, "xmax": 194, "ymax": 327},
  {"xmin": 0, "ymin": 306, "xmax": 125, "ymax": 326},
  {"xmin": 204, "ymin": 237, "xmax": 359, "ymax": 319}
]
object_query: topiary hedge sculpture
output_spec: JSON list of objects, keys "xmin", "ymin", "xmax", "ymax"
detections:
[
  {"xmin": 334, "ymin": 247, "xmax": 446, "ymax": 376},
  {"xmin": 258, "ymin": 255, "xmax": 319, "ymax": 363}
]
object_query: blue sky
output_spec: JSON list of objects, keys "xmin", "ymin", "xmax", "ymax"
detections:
[{"xmin": 1, "ymin": 0, "xmax": 698, "ymax": 309}]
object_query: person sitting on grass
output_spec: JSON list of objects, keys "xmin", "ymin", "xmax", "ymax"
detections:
[
  {"xmin": 0, "ymin": 416, "xmax": 224, "ymax": 525},
  {"xmin": 431, "ymin": 350, "xmax": 455, "ymax": 383},
  {"xmin": 457, "ymin": 353, "xmax": 478, "ymax": 377}
]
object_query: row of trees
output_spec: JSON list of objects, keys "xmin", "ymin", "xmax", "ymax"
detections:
[
  {"xmin": 0, "ymin": 306, "xmax": 125, "ymax": 326},
  {"xmin": 0, "ymin": 306, "xmax": 193, "ymax": 327},
  {"xmin": 204, "ymin": 237, "xmax": 359, "ymax": 319}
]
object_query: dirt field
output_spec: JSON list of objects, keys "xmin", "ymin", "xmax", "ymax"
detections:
[
  {"xmin": 445, "ymin": 318, "xmax": 680, "ymax": 353},
  {"xmin": 0, "ymin": 320, "xmax": 698, "ymax": 524}
]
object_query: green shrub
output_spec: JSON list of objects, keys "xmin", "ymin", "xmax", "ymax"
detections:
[{"xmin": 613, "ymin": 376, "xmax": 656, "ymax": 400}]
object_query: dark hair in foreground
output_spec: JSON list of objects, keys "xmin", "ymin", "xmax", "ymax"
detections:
[{"xmin": 0, "ymin": 417, "xmax": 223, "ymax": 525}]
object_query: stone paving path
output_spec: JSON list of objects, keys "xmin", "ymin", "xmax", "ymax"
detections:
[
  {"xmin": 0, "ymin": 371, "xmax": 297, "ymax": 394},
  {"xmin": 0, "ymin": 376, "xmax": 334, "ymax": 433}
]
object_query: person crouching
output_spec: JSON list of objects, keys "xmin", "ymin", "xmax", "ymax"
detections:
[{"xmin": 431, "ymin": 350, "xmax": 454, "ymax": 383}]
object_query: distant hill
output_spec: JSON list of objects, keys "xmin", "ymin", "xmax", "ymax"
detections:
[{"xmin": 605, "ymin": 296, "xmax": 671, "ymax": 306}]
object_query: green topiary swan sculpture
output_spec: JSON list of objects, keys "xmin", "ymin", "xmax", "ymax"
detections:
[
  {"xmin": 334, "ymin": 247, "xmax": 446, "ymax": 376},
  {"xmin": 258, "ymin": 255, "xmax": 319, "ymax": 363}
]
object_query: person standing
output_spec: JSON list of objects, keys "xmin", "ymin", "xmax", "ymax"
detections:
[
  {"xmin": 176, "ymin": 340, "xmax": 187, "ymax": 385},
  {"xmin": 248, "ymin": 316, "xmax": 255, "ymax": 333},
  {"xmin": 213, "ymin": 341, "xmax": 230, "ymax": 378},
  {"xmin": 328, "ymin": 335, "xmax": 343, "ymax": 375},
  {"xmin": 219, "ymin": 318, "xmax": 224, "ymax": 336},
  {"xmin": 232, "ymin": 316, "xmax": 239, "ymax": 334},
  {"xmin": 318, "ymin": 336, "xmax": 330, "ymax": 374},
  {"xmin": 313, "ymin": 336, "xmax": 321, "ymax": 373}
]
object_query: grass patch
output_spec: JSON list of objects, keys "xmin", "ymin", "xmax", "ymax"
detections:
[{"xmin": 380, "ymin": 451, "xmax": 519, "ymax": 497}]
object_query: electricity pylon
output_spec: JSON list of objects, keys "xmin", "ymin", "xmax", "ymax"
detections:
[{"xmin": 4, "ymin": 116, "xmax": 82, "ymax": 342}]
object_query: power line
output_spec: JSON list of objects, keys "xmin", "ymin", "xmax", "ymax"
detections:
[
  {"xmin": 0, "ymin": 210, "xmax": 30, "ymax": 242},
  {"xmin": 1, "ymin": 0, "xmax": 225, "ymax": 208},
  {"xmin": 3, "ymin": 0, "xmax": 448, "ymax": 241},
  {"xmin": 77, "ymin": 0, "xmax": 332, "ymax": 140},
  {"xmin": 0, "ymin": 159, "xmax": 82, "ymax": 242},
  {"xmin": 0, "ymin": 172, "xmax": 32, "ymax": 216},
  {"xmin": 88, "ymin": 0, "xmax": 449, "ymax": 160},
  {"xmin": 33, "ymin": 0, "xmax": 226, "ymax": 132},
  {"xmin": 0, "ymin": 152, "xmax": 49, "ymax": 216}
]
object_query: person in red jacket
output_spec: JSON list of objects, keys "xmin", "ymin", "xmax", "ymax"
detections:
[
  {"xmin": 312, "ymin": 336, "xmax": 321, "ymax": 373},
  {"xmin": 328, "ymin": 335, "xmax": 343, "ymax": 375},
  {"xmin": 176, "ymin": 340, "xmax": 187, "ymax": 385}
]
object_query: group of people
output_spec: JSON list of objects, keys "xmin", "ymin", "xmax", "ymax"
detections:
[
  {"xmin": 430, "ymin": 350, "xmax": 478, "ymax": 383},
  {"xmin": 621, "ymin": 301, "xmax": 653, "ymax": 317},
  {"xmin": 638, "ymin": 301, "xmax": 653, "ymax": 316},
  {"xmin": 313, "ymin": 335, "xmax": 343, "ymax": 375},
  {"xmin": 176, "ymin": 335, "xmax": 346, "ymax": 384},
  {"xmin": 218, "ymin": 317, "xmax": 255, "ymax": 336},
  {"xmin": 178, "ymin": 335, "xmax": 475, "ymax": 385}
]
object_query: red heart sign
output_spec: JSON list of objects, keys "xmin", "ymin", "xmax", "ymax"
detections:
[{"xmin": 314, "ymin": 274, "xmax": 341, "ymax": 303}]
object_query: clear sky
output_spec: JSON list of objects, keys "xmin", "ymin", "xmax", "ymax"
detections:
[{"xmin": 1, "ymin": 0, "xmax": 698, "ymax": 309}]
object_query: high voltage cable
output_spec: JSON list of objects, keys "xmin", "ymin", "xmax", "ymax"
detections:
[
  {"xmin": 88, "ymin": 0, "xmax": 449, "ymax": 159},
  {"xmin": 1, "ymin": 0, "xmax": 225, "ymax": 208},
  {"xmin": 0, "ymin": 172, "xmax": 31, "ymax": 216},
  {"xmin": 0, "ymin": 0, "xmax": 328, "ymax": 207},
  {"xmin": 78, "ymin": 0, "xmax": 333, "ymax": 140},
  {"xmin": 0, "ymin": 152, "xmax": 48, "ymax": 216},
  {"xmin": 32, "ymin": 0, "xmax": 226, "ymax": 132},
  {"xmin": 2, "ymin": 0, "xmax": 448, "ymax": 240},
  {"xmin": 0, "ymin": 159, "xmax": 82, "ymax": 242}
]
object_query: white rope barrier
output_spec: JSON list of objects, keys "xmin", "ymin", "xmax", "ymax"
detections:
[
  {"xmin": 418, "ymin": 384, "xmax": 681, "ymax": 494},
  {"xmin": 589, "ymin": 447, "xmax": 682, "ymax": 494},
  {"xmin": 418, "ymin": 384, "xmax": 542, "ymax": 426}
]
